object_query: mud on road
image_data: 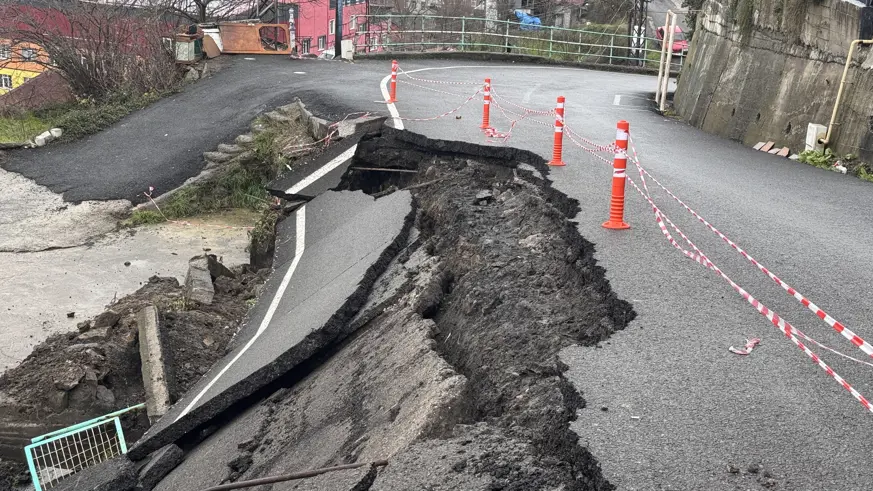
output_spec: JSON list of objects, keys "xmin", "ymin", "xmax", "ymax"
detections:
[{"xmin": 165, "ymin": 130, "xmax": 635, "ymax": 491}]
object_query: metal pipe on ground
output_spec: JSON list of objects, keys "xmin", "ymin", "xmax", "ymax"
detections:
[{"xmin": 200, "ymin": 460, "xmax": 389, "ymax": 491}]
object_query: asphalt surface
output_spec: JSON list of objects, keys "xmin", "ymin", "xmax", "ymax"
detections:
[
  {"xmin": 7, "ymin": 55, "xmax": 873, "ymax": 488},
  {"xmin": 379, "ymin": 62, "xmax": 873, "ymax": 489},
  {"xmin": 0, "ymin": 57, "xmax": 382, "ymax": 204},
  {"xmin": 130, "ymin": 187, "xmax": 413, "ymax": 459}
]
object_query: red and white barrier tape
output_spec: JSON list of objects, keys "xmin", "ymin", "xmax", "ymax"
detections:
[
  {"xmin": 396, "ymin": 89, "xmax": 482, "ymax": 122},
  {"xmin": 397, "ymin": 68, "xmax": 482, "ymax": 86},
  {"xmin": 627, "ymin": 138, "xmax": 873, "ymax": 361},
  {"xmin": 730, "ymin": 338, "xmax": 761, "ymax": 356},
  {"xmin": 489, "ymin": 88, "xmax": 555, "ymax": 116},
  {"xmin": 560, "ymin": 127, "xmax": 873, "ymax": 411},
  {"xmin": 398, "ymin": 78, "xmax": 474, "ymax": 98}
]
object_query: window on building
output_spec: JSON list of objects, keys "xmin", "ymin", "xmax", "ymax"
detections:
[
  {"xmin": 318, "ymin": 35, "xmax": 326, "ymax": 50},
  {"xmin": 20, "ymin": 47, "xmax": 36, "ymax": 61},
  {"xmin": 0, "ymin": 75, "xmax": 12, "ymax": 90},
  {"xmin": 0, "ymin": 45, "xmax": 10, "ymax": 60},
  {"xmin": 350, "ymin": 16, "xmax": 356, "ymax": 31},
  {"xmin": 329, "ymin": 19, "xmax": 336, "ymax": 35},
  {"xmin": 302, "ymin": 38, "xmax": 311, "ymax": 54}
]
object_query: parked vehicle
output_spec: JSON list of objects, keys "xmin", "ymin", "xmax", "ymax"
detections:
[{"xmin": 655, "ymin": 25, "xmax": 688, "ymax": 53}]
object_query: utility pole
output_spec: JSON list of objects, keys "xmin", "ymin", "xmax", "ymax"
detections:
[
  {"xmin": 335, "ymin": 0, "xmax": 344, "ymax": 59},
  {"xmin": 627, "ymin": 0, "xmax": 649, "ymax": 64}
]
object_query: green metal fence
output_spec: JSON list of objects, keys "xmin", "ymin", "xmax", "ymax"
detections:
[
  {"xmin": 353, "ymin": 14, "xmax": 684, "ymax": 69},
  {"xmin": 24, "ymin": 404, "xmax": 144, "ymax": 491}
]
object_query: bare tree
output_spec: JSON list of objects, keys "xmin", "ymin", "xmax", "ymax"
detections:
[
  {"xmin": 0, "ymin": 0, "xmax": 181, "ymax": 100},
  {"xmin": 159, "ymin": 0, "xmax": 268, "ymax": 23}
]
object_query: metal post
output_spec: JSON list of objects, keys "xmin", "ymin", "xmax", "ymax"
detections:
[
  {"xmin": 504, "ymin": 22, "xmax": 510, "ymax": 52},
  {"xmin": 548, "ymin": 28, "xmax": 554, "ymax": 58},
  {"xmin": 609, "ymin": 34, "xmax": 615, "ymax": 64},
  {"xmin": 461, "ymin": 17, "xmax": 466, "ymax": 50},
  {"xmin": 421, "ymin": 16, "xmax": 425, "ymax": 50},
  {"xmin": 578, "ymin": 31, "xmax": 583, "ymax": 55}
]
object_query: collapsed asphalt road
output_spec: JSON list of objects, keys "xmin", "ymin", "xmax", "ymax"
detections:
[{"xmin": 151, "ymin": 128, "xmax": 633, "ymax": 490}]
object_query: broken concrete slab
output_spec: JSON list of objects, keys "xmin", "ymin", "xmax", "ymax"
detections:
[
  {"xmin": 54, "ymin": 456, "xmax": 136, "ymax": 491},
  {"xmin": 777, "ymin": 147, "xmax": 790, "ymax": 157},
  {"xmin": 266, "ymin": 132, "xmax": 363, "ymax": 201},
  {"xmin": 93, "ymin": 310, "xmax": 121, "ymax": 329},
  {"xmin": 137, "ymin": 444, "xmax": 183, "ymax": 491},
  {"xmin": 767, "ymin": 148, "xmax": 780, "ymax": 154},
  {"xmin": 205, "ymin": 254, "xmax": 235, "ymax": 280},
  {"xmin": 130, "ymin": 189, "xmax": 414, "ymax": 461},
  {"xmin": 138, "ymin": 306, "xmax": 174, "ymax": 424},
  {"xmin": 753, "ymin": 142, "xmax": 765, "ymax": 150},
  {"xmin": 760, "ymin": 141, "xmax": 775, "ymax": 152},
  {"xmin": 185, "ymin": 257, "xmax": 214, "ymax": 305}
]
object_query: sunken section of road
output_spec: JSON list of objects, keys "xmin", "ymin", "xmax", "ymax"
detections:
[
  {"xmin": 130, "ymin": 189, "xmax": 414, "ymax": 460},
  {"xmin": 153, "ymin": 129, "xmax": 635, "ymax": 490}
]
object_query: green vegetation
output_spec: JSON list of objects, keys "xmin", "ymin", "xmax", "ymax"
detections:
[
  {"xmin": 0, "ymin": 90, "xmax": 170, "ymax": 144},
  {"xmin": 798, "ymin": 148, "xmax": 836, "ymax": 169},
  {"xmin": 0, "ymin": 113, "xmax": 52, "ymax": 143},
  {"xmin": 857, "ymin": 166, "xmax": 873, "ymax": 183},
  {"xmin": 125, "ymin": 117, "xmax": 306, "ymax": 227}
]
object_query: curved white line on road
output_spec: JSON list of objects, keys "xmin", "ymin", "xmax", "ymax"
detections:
[
  {"xmin": 379, "ymin": 64, "xmax": 646, "ymax": 124},
  {"xmin": 380, "ymin": 74, "xmax": 404, "ymax": 130},
  {"xmin": 287, "ymin": 145, "xmax": 358, "ymax": 194},
  {"xmin": 176, "ymin": 205, "xmax": 307, "ymax": 421}
]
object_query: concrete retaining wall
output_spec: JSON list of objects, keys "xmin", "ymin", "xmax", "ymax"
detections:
[{"xmin": 675, "ymin": 0, "xmax": 873, "ymax": 159}]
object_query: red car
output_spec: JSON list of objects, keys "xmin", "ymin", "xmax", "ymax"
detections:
[{"xmin": 655, "ymin": 25, "xmax": 688, "ymax": 53}]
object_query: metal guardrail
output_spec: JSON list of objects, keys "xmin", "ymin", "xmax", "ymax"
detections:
[
  {"xmin": 24, "ymin": 404, "xmax": 145, "ymax": 491},
  {"xmin": 352, "ymin": 14, "xmax": 685, "ymax": 69}
]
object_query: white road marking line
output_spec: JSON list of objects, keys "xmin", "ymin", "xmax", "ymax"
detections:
[
  {"xmin": 286, "ymin": 145, "xmax": 358, "ymax": 195},
  {"xmin": 523, "ymin": 84, "xmax": 540, "ymax": 103},
  {"xmin": 176, "ymin": 205, "xmax": 307, "ymax": 421},
  {"xmin": 294, "ymin": 71, "xmax": 306, "ymax": 74},
  {"xmin": 380, "ymin": 75, "xmax": 404, "ymax": 130},
  {"xmin": 613, "ymin": 94, "xmax": 622, "ymax": 106}
]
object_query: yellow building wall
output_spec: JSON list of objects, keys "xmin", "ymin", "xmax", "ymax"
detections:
[
  {"xmin": 0, "ymin": 39, "xmax": 47, "ymax": 95},
  {"xmin": 0, "ymin": 67, "xmax": 43, "ymax": 95}
]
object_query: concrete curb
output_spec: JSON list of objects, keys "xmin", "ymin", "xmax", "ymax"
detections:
[
  {"xmin": 137, "ymin": 306, "xmax": 175, "ymax": 425},
  {"xmin": 356, "ymin": 51, "xmax": 681, "ymax": 77}
]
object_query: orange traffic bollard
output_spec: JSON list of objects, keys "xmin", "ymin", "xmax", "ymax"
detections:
[
  {"xmin": 387, "ymin": 60, "xmax": 398, "ymax": 103},
  {"xmin": 548, "ymin": 96, "xmax": 566, "ymax": 166},
  {"xmin": 480, "ymin": 78, "xmax": 492, "ymax": 130},
  {"xmin": 602, "ymin": 120, "xmax": 631, "ymax": 230}
]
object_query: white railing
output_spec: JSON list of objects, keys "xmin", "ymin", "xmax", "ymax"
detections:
[{"xmin": 352, "ymin": 14, "xmax": 685, "ymax": 69}]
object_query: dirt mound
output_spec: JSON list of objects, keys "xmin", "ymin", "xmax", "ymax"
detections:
[{"xmin": 0, "ymin": 265, "xmax": 267, "ymax": 479}]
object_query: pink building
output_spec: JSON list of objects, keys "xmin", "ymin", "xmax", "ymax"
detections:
[{"xmin": 282, "ymin": 0, "xmax": 373, "ymax": 55}]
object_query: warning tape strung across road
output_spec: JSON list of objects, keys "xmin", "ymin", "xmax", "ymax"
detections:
[
  {"xmin": 628, "ymin": 167, "xmax": 873, "ymax": 413},
  {"xmin": 397, "ymin": 68, "xmax": 483, "ymax": 86},
  {"xmin": 395, "ymin": 89, "xmax": 482, "ymax": 122},
  {"xmin": 487, "ymin": 99, "xmax": 541, "ymax": 143},
  {"xmin": 398, "ymin": 78, "xmax": 474, "ymax": 98},
  {"xmin": 489, "ymin": 88, "xmax": 555, "ymax": 116},
  {"xmin": 563, "ymin": 128, "xmax": 873, "ymax": 412},
  {"xmin": 627, "ymin": 139, "xmax": 873, "ymax": 361}
]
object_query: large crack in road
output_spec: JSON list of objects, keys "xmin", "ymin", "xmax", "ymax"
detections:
[{"xmin": 154, "ymin": 128, "xmax": 635, "ymax": 490}]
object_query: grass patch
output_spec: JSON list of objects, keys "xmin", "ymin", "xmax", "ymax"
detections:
[
  {"xmin": 0, "ymin": 90, "xmax": 171, "ymax": 144},
  {"xmin": 124, "ymin": 116, "xmax": 310, "ymax": 227},
  {"xmin": 0, "ymin": 113, "xmax": 52, "ymax": 143},
  {"xmin": 798, "ymin": 148, "xmax": 836, "ymax": 169}
]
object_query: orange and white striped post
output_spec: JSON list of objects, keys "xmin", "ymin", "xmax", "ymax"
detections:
[
  {"xmin": 548, "ymin": 96, "xmax": 566, "ymax": 166},
  {"xmin": 387, "ymin": 60, "xmax": 398, "ymax": 103},
  {"xmin": 602, "ymin": 120, "xmax": 630, "ymax": 230},
  {"xmin": 480, "ymin": 78, "xmax": 492, "ymax": 130}
]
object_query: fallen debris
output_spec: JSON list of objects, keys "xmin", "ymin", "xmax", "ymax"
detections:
[
  {"xmin": 729, "ymin": 338, "xmax": 761, "ymax": 356},
  {"xmin": 138, "ymin": 306, "xmax": 174, "ymax": 424},
  {"xmin": 137, "ymin": 444, "xmax": 183, "ymax": 491},
  {"xmin": 0, "ymin": 266, "xmax": 268, "ymax": 482}
]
